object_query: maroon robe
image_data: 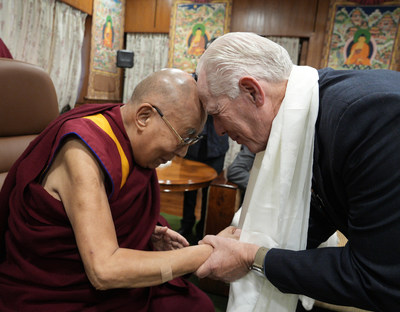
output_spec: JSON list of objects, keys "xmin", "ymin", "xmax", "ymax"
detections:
[
  {"xmin": 0, "ymin": 104, "xmax": 213, "ymax": 311},
  {"xmin": 0, "ymin": 38, "xmax": 13, "ymax": 59}
]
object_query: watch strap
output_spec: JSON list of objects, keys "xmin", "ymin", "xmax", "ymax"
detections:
[{"xmin": 250, "ymin": 246, "xmax": 269, "ymax": 274}]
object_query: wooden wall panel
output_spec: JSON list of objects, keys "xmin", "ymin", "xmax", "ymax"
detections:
[
  {"xmin": 306, "ymin": 0, "xmax": 331, "ymax": 69},
  {"xmin": 76, "ymin": 16, "xmax": 92, "ymax": 105},
  {"xmin": 125, "ymin": 0, "xmax": 172, "ymax": 33},
  {"xmin": 231, "ymin": 0, "xmax": 318, "ymax": 37},
  {"xmin": 154, "ymin": 0, "xmax": 174, "ymax": 33},
  {"xmin": 60, "ymin": 0, "xmax": 93, "ymax": 15},
  {"xmin": 125, "ymin": 0, "xmax": 157, "ymax": 32}
]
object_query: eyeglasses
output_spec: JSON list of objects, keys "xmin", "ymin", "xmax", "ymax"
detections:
[{"xmin": 150, "ymin": 105, "xmax": 203, "ymax": 146}]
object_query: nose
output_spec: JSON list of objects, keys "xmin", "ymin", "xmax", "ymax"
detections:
[
  {"xmin": 175, "ymin": 145, "xmax": 189, "ymax": 158},
  {"xmin": 213, "ymin": 118, "xmax": 226, "ymax": 136}
]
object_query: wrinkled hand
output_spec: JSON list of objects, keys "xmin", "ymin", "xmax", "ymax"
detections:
[
  {"xmin": 151, "ymin": 226, "xmax": 189, "ymax": 251},
  {"xmin": 195, "ymin": 235, "xmax": 259, "ymax": 283},
  {"xmin": 217, "ymin": 226, "xmax": 241, "ymax": 240}
]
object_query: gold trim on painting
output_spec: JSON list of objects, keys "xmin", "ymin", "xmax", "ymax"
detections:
[
  {"xmin": 168, "ymin": 0, "xmax": 232, "ymax": 73},
  {"xmin": 87, "ymin": 0, "xmax": 126, "ymax": 100},
  {"xmin": 322, "ymin": 0, "xmax": 400, "ymax": 70}
]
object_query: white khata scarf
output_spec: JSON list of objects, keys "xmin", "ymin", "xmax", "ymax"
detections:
[{"xmin": 227, "ymin": 65, "xmax": 319, "ymax": 312}]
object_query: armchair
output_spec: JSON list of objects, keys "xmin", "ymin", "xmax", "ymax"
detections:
[{"xmin": 0, "ymin": 58, "xmax": 59, "ymax": 189}]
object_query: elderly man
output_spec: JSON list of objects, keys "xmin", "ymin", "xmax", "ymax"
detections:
[
  {"xmin": 0, "ymin": 69, "xmax": 214, "ymax": 311},
  {"xmin": 195, "ymin": 32, "xmax": 400, "ymax": 312}
]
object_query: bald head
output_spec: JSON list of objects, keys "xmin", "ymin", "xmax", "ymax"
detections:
[
  {"xmin": 121, "ymin": 68, "xmax": 206, "ymax": 168},
  {"xmin": 126, "ymin": 68, "xmax": 206, "ymax": 138},
  {"xmin": 130, "ymin": 69, "xmax": 197, "ymax": 115}
]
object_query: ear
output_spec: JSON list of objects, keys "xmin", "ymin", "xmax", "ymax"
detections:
[
  {"xmin": 239, "ymin": 76, "xmax": 264, "ymax": 107},
  {"xmin": 135, "ymin": 103, "xmax": 154, "ymax": 131}
]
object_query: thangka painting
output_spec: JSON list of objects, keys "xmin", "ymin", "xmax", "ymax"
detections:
[
  {"xmin": 322, "ymin": 1, "xmax": 400, "ymax": 70},
  {"xmin": 87, "ymin": 0, "xmax": 125, "ymax": 100},
  {"xmin": 168, "ymin": 0, "xmax": 232, "ymax": 73}
]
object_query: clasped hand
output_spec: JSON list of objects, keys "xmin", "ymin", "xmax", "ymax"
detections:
[
  {"xmin": 195, "ymin": 226, "xmax": 259, "ymax": 283},
  {"xmin": 151, "ymin": 225, "xmax": 260, "ymax": 283}
]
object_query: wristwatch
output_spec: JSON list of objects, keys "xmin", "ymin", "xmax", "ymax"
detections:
[{"xmin": 250, "ymin": 246, "xmax": 269, "ymax": 274}]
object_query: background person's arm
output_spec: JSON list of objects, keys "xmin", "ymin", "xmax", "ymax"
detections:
[
  {"xmin": 42, "ymin": 138, "xmax": 213, "ymax": 290},
  {"xmin": 226, "ymin": 145, "xmax": 255, "ymax": 190}
]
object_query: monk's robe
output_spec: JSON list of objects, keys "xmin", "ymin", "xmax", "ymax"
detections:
[{"xmin": 0, "ymin": 104, "xmax": 213, "ymax": 312}]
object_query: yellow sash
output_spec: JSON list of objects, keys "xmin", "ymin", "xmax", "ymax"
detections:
[{"xmin": 83, "ymin": 114, "xmax": 129, "ymax": 189}]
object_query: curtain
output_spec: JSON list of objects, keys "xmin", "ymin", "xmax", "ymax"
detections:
[
  {"xmin": 0, "ymin": 0, "xmax": 87, "ymax": 111},
  {"xmin": 268, "ymin": 36, "xmax": 300, "ymax": 65},
  {"xmin": 123, "ymin": 33, "xmax": 169, "ymax": 102},
  {"xmin": 49, "ymin": 2, "xmax": 86, "ymax": 111},
  {"xmin": 223, "ymin": 138, "xmax": 243, "ymax": 170},
  {"xmin": 0, "ymin": 0, "xmax": 55, "ymax": 66}
]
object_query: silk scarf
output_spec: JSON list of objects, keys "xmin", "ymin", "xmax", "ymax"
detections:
[{"xmin": 228, "ymin": 65, "xmax": 319, "ymax": 312}]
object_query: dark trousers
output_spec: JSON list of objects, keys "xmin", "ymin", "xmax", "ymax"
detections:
[{"xmin": 181, "ymin": 154, "xmax": 225, "ymax": 238}]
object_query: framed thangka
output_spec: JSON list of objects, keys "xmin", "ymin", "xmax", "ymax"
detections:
[
  {"xmin": 87, "ymin": 0, "xmax": 125, "ymax": 100},
  {"xmin": 322, "ymin": 1, "xmax": 400, "ymax": 70},
  {"xmin": 168, "ymin": 0, "xmax": 232, "ymax": 73}
]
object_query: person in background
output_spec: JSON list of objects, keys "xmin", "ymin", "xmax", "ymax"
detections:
[
  {"xmin": 226, "ymin": 144, "xmax": 255, "ymax": 205},
  {"xmin": 194, "ymin": 32, "xmax": 400, "ymax": 312},
  {"xmin": 178, "ymin": 114, "xmax": 229, "ymax": 241},
  {"xmin": 0, "ymin": 69, "xmax": 215, "ymax": 311}
]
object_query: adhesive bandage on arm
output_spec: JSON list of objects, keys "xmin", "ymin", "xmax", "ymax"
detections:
[{"xmin": 160, "ymin": 262, "xmax": 173, "ymax": 283}]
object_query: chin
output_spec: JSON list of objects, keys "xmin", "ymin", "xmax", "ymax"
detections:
[
  {"xmin": 247, "ymin": 143, "xmax": 265, "ymax": 154},
  {"xmin": 148, "ymin": 163, "xmax": 158, "ymax": 169},
  {"xmin": 150, "ymin": 159, "xmax": 164, "ymax": 169}
]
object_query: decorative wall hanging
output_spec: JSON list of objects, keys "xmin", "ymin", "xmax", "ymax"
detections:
[
  {"xmin": 322, "ymin": 1, "xmax": 400, "ymax": 70},
  {"xmin": 168, "ymin": 0, "xmax": 232, "ymax": 73},
  {"xmin": 87, "ymin": 0, "xmax": 125, "ymax": 100}
]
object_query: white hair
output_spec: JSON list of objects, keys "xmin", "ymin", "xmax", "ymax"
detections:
[{"xmin": 196, "ymin": 32, "xmax": 293, "ymax": 99}]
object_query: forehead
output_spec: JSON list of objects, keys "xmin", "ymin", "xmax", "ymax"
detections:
[{"xmin": 170, "ymin": 103, "xmax": 204, "ymax": 137}]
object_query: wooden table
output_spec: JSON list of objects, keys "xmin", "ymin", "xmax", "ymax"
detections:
[{"xmin": 156, "ymin": 156, "xmax": 218, "ymax": 192}]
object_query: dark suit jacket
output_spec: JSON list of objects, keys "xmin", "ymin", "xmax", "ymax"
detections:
[{"xmin": 264, "ymin": 68, "xmax": 400, "ymax": 312}]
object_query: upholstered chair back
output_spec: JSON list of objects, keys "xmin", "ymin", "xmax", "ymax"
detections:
[{"xmin": 0, "ymin": 58, "xmax": 59, "ymax": 189}]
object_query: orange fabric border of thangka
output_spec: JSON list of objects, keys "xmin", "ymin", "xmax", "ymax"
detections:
[
  {"xmin": 168, "ymin": 0, "xmax": 232, "ymax": 73},
  {"xmin": 321, "ymin": 0, "xmax": 400, "ymax": 71}
]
